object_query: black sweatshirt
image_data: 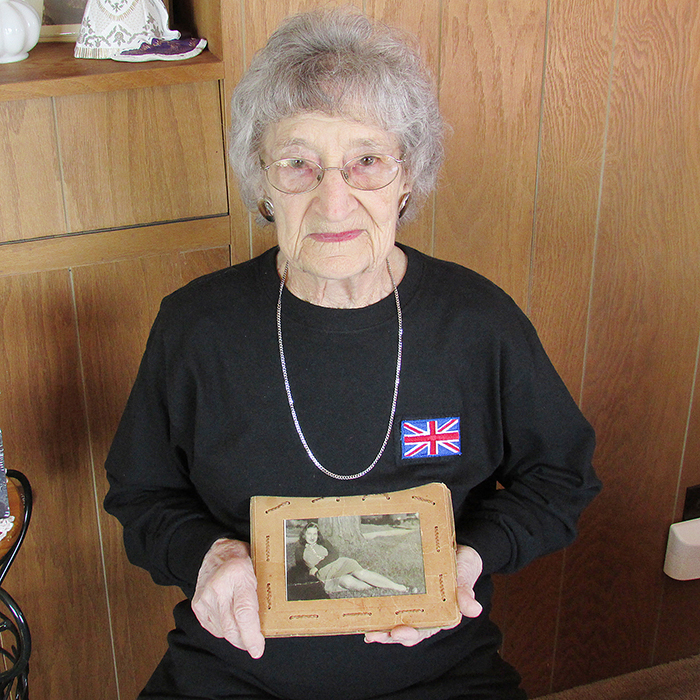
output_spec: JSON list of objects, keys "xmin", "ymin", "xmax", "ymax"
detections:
[{"xmin": 105, "ymin": 244, "xmax": 600, "ymax": 700}]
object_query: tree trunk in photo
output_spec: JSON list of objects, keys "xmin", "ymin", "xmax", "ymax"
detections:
[{"xmin": 318, "ymin": 515, "xmax": 364, "ymax": 547}]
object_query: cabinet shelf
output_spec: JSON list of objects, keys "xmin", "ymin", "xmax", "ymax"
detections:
[{"xmin": 0, "ymin": 41, "xmax": 224, "ymax": 102}]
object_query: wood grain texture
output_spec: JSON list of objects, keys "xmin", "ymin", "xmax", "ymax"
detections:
[
  {"xmin": 0, "ymin": 98, "xmax": 65, "ymax": 243},
  {"xmin": 0, "ymin": 216, "xmax": 230, "ymax": 278},
  {"xmin": 72, "ymin": 247, "xmax": 229, "ymax": 699},
  {"xmin": 504, "ymin": 2, "xmax": 617, "ymax": 694},
  {"xmin": 219, "ymin": 0, "xmax": 253, "ymax": 264},
  {"xmin": 528, "ymin": 0, "xmax": 616, "ymax": 398},
  {"xmin": 55, "ymin": 81, "xmax": 228, "ymax": 233},
  {"xmin": 554, "ymin": 0, "xmax": 700, "ymax": 689},
  {"xmin": 435, "ymin": 0, "xmax": 546, "ymax": 308},
  {"xmin": 0, "ymin": 271, "xmax": 116, "ymax": 699}
]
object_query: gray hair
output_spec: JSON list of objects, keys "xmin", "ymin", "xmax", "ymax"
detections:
[{"xmin": 228, "ymin": 8, "xmax": 445, "ymax": 221}]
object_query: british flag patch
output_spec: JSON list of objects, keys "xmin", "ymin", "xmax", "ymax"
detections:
[{"xmin": 401, "ymin": 417, "xmax": 461, "ymax": 459}]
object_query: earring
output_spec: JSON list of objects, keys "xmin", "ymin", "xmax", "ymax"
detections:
[
  {"xmin": 258, "ymin": 197, "xmax": 275, "ymax": 222},
  {"xmin": 398, "ymin": 192, "xmax": 411, "ymax": 219}
]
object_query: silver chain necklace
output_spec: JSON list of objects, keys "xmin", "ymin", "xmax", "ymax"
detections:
[{"xmin": 276, "ymin": 260, "xmax": 403, "ymax": 480}]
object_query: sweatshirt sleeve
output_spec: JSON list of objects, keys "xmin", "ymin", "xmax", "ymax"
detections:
[
  {"xmin": 103, "ymin": 307, "xmax": 232, "ymax": 599},
  {"xmin": 456, "ymin": 308, "xmax": 601, "ymax": 576}
]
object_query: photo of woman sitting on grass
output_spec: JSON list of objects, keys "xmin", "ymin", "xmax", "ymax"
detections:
[{"xmin": 286, "ymin": 517, "xmax": 425, "ymax": 601}]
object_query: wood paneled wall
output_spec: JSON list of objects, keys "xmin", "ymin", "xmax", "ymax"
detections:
[{"xmin": 1, "ymin": 1, "xmax": 699, "ymax": 698}]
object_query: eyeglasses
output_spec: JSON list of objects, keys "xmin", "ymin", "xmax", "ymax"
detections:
[{"xmin": 261, "ymin": 154, "xmax": 404, "ymax": 195}]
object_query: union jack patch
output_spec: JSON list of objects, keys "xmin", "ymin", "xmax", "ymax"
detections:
[{"xmin": 401, "ymin": 417, "xmax": 461, "ymax": 459}]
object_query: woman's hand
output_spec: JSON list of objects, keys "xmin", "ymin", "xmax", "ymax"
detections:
[
  {"xmin": 364, "ymin": 544, "xmax": 483, "ymax": 647},
  {"xmin": 191, "ymin": 538, "xmax": 265, "ymax": 659}
]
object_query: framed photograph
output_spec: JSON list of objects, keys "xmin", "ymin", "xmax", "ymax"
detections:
[
  {"xmin": 38, "ymin": 0, "xmax": 87, "ymax": 41},
  {"xmin": 250, "ymin": 482, "xmax": 460, "ymax": 637}
]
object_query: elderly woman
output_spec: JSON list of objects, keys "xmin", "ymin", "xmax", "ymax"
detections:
[{"xmin": 104, "ymin": 8, "xmax": 600, "ymax": 700}]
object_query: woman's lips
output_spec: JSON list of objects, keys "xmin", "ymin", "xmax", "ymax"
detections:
[{"xmin": 309, "ymin": 230, "xmax": 363, "ymax": 243}]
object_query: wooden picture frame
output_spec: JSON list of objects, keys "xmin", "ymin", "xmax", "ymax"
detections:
[{"xmin": 250, "ymin": 482, "xmax": 460, "ymax": 638}]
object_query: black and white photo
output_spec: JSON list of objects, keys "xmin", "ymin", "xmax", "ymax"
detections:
[{"xmin": 285, "ymin": 514, "xmax": 426, "ymax": 602}]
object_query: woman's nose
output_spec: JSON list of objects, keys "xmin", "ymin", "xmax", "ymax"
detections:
[{"xmin": 313, "ymin": 168, "xmax": 358, "ymax": 221}]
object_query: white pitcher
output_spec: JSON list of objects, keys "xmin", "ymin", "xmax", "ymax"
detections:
[{"xmin": 0, "ymin": 0, "xmax": 40, "ymax": 63}]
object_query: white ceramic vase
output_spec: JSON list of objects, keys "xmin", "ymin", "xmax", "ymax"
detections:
[
  {"xmin": 74, "ymin": 0, "xmax": 179, "ymax": 59},
  {"xmin": 0, "ymin": 0, "xmax": 41, "ymax": 64}
]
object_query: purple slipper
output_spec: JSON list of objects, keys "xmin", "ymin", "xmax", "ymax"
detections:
[{"xmin": 112, "ymin": 38, "xmax": 207, "ymax": 63}]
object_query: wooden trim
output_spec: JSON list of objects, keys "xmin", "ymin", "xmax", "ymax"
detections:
[{"xmin": 0, "ymin": 216, "xmax": 230, "ymax": 276}]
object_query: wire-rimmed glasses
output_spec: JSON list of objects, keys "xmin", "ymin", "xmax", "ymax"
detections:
[{"xmin": 262, "ymin": 154, "xmax": 404, "ymax": 194}]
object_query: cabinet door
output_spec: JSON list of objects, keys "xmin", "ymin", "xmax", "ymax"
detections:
[
  {"xmin": 56, "ymin": 81, "xmax": 228, "ymax": 233},
  {"xmin": 0, "ymin": 98, "xmax": 66, "ymax": 243}
]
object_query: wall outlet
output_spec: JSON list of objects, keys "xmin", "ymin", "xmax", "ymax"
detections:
[{"xmin": 682, "ymin": 484, "xmax": 700, "ymax": 521}]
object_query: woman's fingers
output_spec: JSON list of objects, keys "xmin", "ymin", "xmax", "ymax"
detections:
[
  {"xmin": 192, "ymin": 538, "xmax": 265, "ymax": 658},
  {"xmin": 230, "ymin": 560, "xmax": 265, "ymax": 657},
  {"xmin": 365, "ymin": 625, "xmax": 441, "ymax": 646},
  {"xmin": 455, "ymin": 545, "xmax": 483, "ymax": 618}
]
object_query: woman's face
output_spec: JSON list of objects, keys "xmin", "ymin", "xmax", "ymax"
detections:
[
  {"xmin": 303, "ymin": 526, "xmax": 319, "ymax": 544},
  {"xmin": 261, "ymin": 112, "xmax": 410, "ymax": 284}
]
